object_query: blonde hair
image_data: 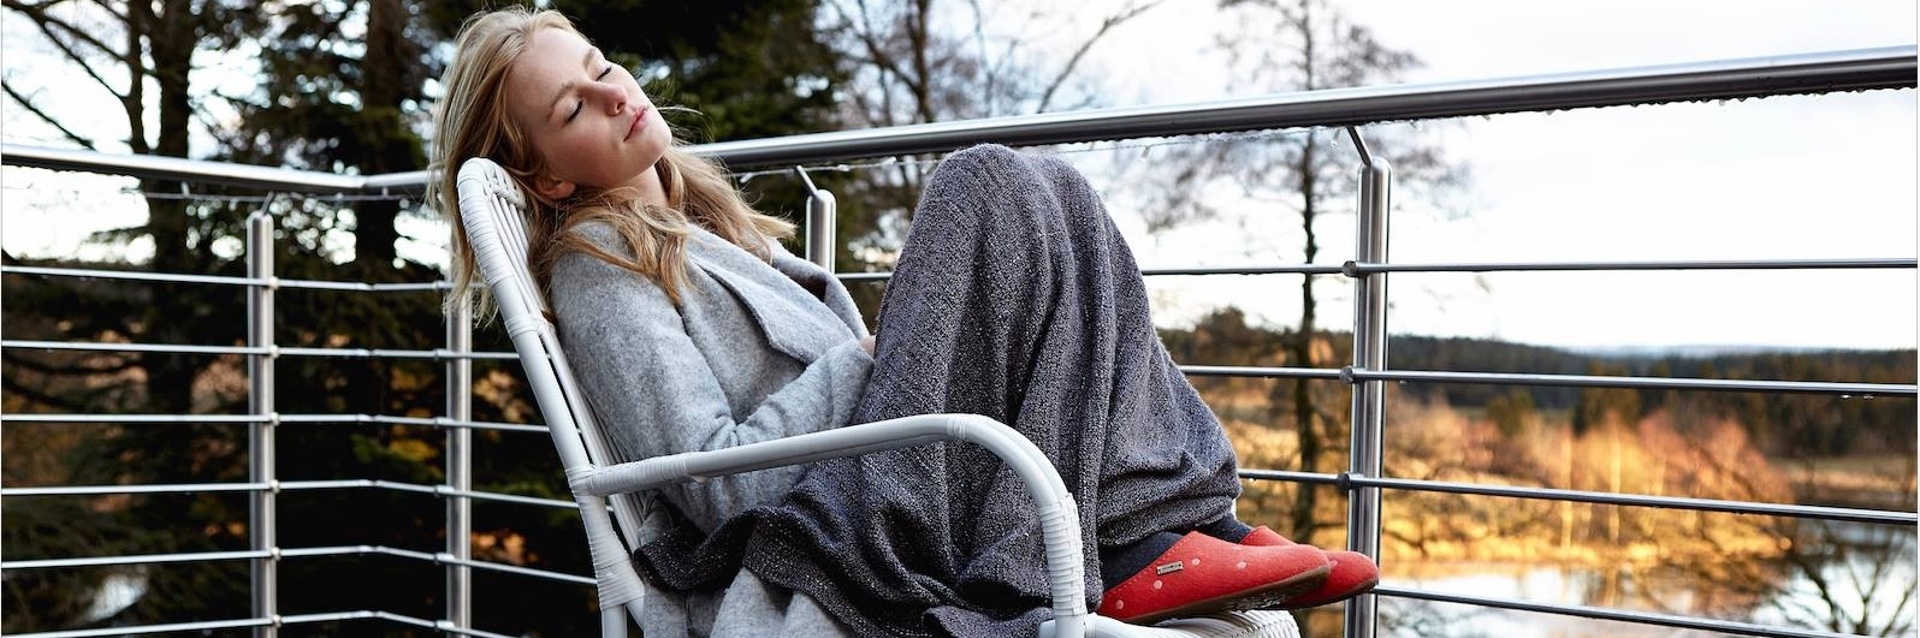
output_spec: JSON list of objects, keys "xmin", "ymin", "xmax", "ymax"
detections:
[{"xmin": 428, "ymin": 6, "xmax": 794, "ymax": 317}]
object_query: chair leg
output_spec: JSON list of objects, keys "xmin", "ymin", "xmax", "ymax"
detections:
[{"xmin": 600, "ymin": 606, "xmax": 627, "ymax": 638}]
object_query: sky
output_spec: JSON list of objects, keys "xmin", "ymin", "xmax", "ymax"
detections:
[
  {"xmin": 2, "ymin": 0, "xmax": 1916, "ymax": 352},
  {"xmin": 1064, "ymin": 0, "xmax": 1919, "ymax": 352}
]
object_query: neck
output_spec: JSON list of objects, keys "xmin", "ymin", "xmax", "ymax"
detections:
[{"xmin": 633, "ymin": 165, "xmax": 669, "ymax": 209}]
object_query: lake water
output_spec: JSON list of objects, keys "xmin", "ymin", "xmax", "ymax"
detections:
[{"xmin": 1378, "ymin": 521, "xmax": 1917, "ymax": 637}]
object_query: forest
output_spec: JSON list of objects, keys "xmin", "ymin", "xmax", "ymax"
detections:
[{"xmin": 1164, "ymin": 308, "xmax": 1915, "ymax": 636}]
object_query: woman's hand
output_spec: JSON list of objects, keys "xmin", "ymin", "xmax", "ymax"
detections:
[{"xmin": 859, "ymin": 335, "xmax": 876, "ymax": 356}]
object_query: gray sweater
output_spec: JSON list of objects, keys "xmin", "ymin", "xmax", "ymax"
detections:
[
  {"xmin": 550, "ymin": 222, "xmax": 874, "ymax": 534},
  {"xmin": 551, "ymin": 222, "xmax": 871, "ymax": 636}
]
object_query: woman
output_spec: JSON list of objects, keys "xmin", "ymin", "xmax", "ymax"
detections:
[{"xmin": 429, "ymin": 7, "xmax": 1375, "ymax": 637}]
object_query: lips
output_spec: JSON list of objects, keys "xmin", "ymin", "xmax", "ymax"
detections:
[{"xmin": 625, "ymin": 106, "xmax": 648, "ymax": 141}]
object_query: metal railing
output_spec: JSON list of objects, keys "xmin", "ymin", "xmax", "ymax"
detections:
[{"xmin": 2, "ymin": 46, "xmax": 1915, "ymax": 638}]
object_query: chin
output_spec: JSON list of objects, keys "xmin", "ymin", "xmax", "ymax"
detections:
[
  {"xmin": 645, "ymin": 118, "xmax": 673, "ymax": 148},
  {"xmin": 637, "ymin": 145, "xmax": 669, "ymax": 176},
  {"xmin": 632, "ymin": 122, "xmax": 668, "ymax": 156}
]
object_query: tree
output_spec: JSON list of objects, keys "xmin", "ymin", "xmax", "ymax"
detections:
[
  {"xmin": 220, "ymin": 0, "xmax": 446, "ymax": 273},
  {"xmin": 811, "ymin": 0, "xmax": 1166, "ymax": 316},
  {"xmin": 3, "ymin": 0, "xmax": 468, "ymax": 627},
  {"xmin": 2, "ymin": 0, "xmax": 272, "ymax": 626},
  {"xmin": 1123, "ymin": 0, "xmax": 1468, "ymax": 546},
  {"xmin": 1774, "ymin": 520, "xmax": 1916, "ymax": 636},
  {"xmin": 1485, "ymin": 388, "xmax": 1537, "ymax": 440},
  {"xmin": 1, "ymin": 0, "xmax": 260, "ymax": 419},
  {"xmin": 1573, "ymin": 362, "xmax": 1642, "ymax": 435}
]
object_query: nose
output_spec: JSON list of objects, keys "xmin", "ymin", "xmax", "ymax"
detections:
[{"xmin": 586, "ymin": 81, "xmax": 626, "ymax": 115}]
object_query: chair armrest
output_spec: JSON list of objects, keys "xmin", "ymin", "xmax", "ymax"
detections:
[{"xmin": 566, "ymin": 412, "xmax": 1092, "ymax": 637}]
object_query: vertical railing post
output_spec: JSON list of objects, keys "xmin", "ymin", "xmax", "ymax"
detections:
[
  {"xmin": 795, "ymin": 167, "xmax": 836, "ymax": 271},
  {"xmin": 1343, "ymin": 128, "xmax": 1390, "ymax": 638},
  {"xmin": 246, "ymin": 211, "xmax": 279, "ymax": 638},
  {"xmin": 446, "ymin": 284, "xmax": 474, "ymax": 629}
]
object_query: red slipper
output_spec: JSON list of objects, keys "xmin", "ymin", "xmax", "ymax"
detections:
[
  {"xmin": 1097, "ymin": 531, "xmax": 1330, "ymax": 625},
  {"xmin": 1241, "ymin": 526, "xmax": 1380, "ymax": 609}
]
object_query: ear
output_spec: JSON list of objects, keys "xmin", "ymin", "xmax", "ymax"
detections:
[{"xmin": 534, "ymin": 173, "xmax": 576, "ymax": 200}]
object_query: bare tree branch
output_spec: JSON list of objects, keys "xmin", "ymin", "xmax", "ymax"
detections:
[
  {"xmin": 4, "ymin": 0, "xmax": 131, "ymax": 103},
  {"xmin": 190, "ymin": 100, "xmax": 249, "ymax": 151},
  {"xmin": 858, "ymin": 4, "xmax": 923, "ymax": 104},
  {"xmin": 831, "ymin": 0, "xmax": 934, "ymax": 128},
  {"xmin": 80, "ymin": 0, "xmax": 125, "ymax": 25},
  {"xmin": 0, "ymin": 373, "xmax": 90, "ymax": 412},
  {"xmin": 1, "ymin": 80, "xmax": 98, "ymax": 148},
  {"xmin": 1885, "ymin": 579, "xmax": 1916, "ymax": 635},
  {"xmin": 964, "ymin": 0, "xmax": 997, "ymax": 116},
  {"xmin": 4, "ymin": 0, "xmax": 131, "ymax": 73},
  {"xmin": 120, "ymin": 0, "xmax": 149, "ymax": 154},
  {"xmin": 905, "ymin": 0, "xmax": 933, "ymax": 121},
  {"xmin": 1, "ymin": 350, "xmax": 137, "ymax": 376},
  {"xmin": 209, "ymin": 87, "xmax": 268, "ymax": 112},
  {"xmin": 1035, "ymin": 0, "xmax": 1166, "ymax": 112}
]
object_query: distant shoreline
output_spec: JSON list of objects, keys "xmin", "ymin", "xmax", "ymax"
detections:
[{"xmin": 1780, "ymin": 454, "xmax": 1917, "ymax": 511}]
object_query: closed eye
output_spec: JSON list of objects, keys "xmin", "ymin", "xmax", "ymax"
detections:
[{"xmin": 565, "ymin": 66, "xmax": 618, "ymax": 123}]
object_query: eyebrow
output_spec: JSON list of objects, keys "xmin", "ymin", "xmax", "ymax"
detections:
[{"xmin": 547, "ymin": 47, "xmax": 602, "ymax": 119}]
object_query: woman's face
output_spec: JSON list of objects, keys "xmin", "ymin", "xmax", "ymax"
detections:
[{"xmin": 504, "ymin": 26, "xmax": 670, "ymax": 200}]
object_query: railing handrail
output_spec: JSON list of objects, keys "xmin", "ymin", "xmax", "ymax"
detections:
[
  {"xmin": 2, "ymin": 46, "xmax": 1912, "ymax": 190},
  {"xmin": 696, "ymin": 46, "xmax": 1916, "ymax": 168}
]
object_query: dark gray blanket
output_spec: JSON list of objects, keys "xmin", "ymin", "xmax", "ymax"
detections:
[{"xmin": 633, "ymin": 145, "xmax": 1242, "ymax": 637}]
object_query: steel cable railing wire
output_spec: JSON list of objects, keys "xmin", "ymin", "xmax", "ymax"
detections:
[
  {"xmin": 0, "ymin": 411, "xmax": 549, "ymax": 430},
  {"xmin": 3, "ymin": 604, "xmax": 528, "ymax": 638},
  {"xmin": 0, "ymin": 479, "xmax": 578, "ymax": 508},
  {"xmin": 1369, "ymin": 585, "xmax": 1861, "ymax": 638},
  {"xmin": 0, "ymin": 339, "xmax": 518, "ymax": 360},
  {"xmin": 1, "ymin": 47, "xmax": 1915, "ymax": 638},
  {"xmin": 1232, "ymin": 468, "xmax": 1916, "ymax": 526},
  {"xmin": 0, "ymin": 544, "xmax": 594, "ymax": 586}
]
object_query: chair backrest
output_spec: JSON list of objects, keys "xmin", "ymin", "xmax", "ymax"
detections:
[{"xmin": 454, "ymin": 157, "xmax": 651, "ymax": 625}]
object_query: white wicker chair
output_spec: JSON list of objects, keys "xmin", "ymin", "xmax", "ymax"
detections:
[{"xmin": 454, "ymin": 156, "xmax": 1301, "ymax": 638}]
